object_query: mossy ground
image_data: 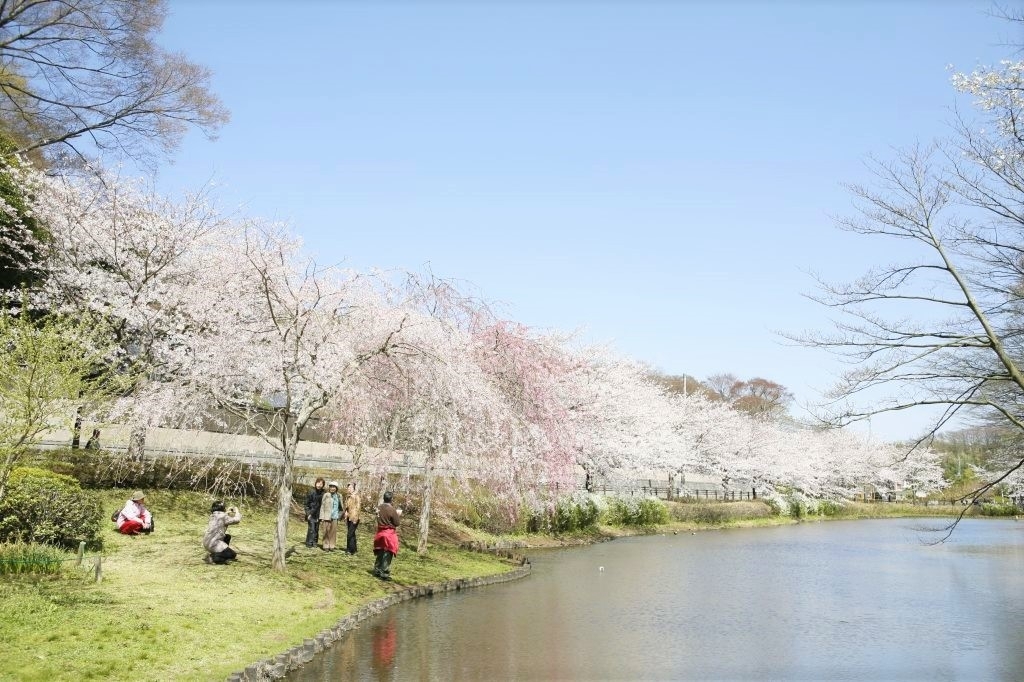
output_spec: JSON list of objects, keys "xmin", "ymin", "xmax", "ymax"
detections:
[{"xmin": 0, "ymin": 489, "xmax": 518, "ymax": 682}]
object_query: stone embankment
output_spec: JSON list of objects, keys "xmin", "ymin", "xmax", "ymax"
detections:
[{"xmin": 226, "ymin": 548, "xmax": 531, "ymax": 682}]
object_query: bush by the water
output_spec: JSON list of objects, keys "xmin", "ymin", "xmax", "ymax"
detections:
[
  {"xmin": 553, "ymin": 494, "xmax": 600, "ymax": 532},
  {"xmin": 603, "ymin": 495, "xmax": 668, "ymax": 526},
  {"xmin": 0, "ymin": 467, "xmax": 103, "ymax": 548},
  {"xmin": 0, "ymin": 541, "xmax": 67, "ymax": 575},
  {"xmin": 979, "ymin": 500, "xmax": 1019, "ymax": 517},
  {"xmin": 813, "ymin": 500, "xmax": 845, "ymax": 517},
  {"xmin": 525, "ymin": 493, "xmax": 601, "ymax": 533}
]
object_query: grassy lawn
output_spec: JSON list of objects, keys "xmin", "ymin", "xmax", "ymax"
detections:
[{"xmin": 0, "ymin": 489, "xmax": 519, "ymax": 682}]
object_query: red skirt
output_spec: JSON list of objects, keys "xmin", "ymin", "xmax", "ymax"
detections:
[
  {"xmin": 373, "ymin": 526, "xmax": 399, "ymax": 554},
  {"xmin": 118, "ymin": 519, "xmax": 145, "ymax": 535}
]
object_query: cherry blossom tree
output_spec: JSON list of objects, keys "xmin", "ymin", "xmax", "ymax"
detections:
[
  {"xmin": 182, "ymin": 224, "xmax": 416, "ymax": 570},
  {"xmin": 25, "ymin": 166, "xmax": 229, "ymax": 455},
  {"xmin": 558, "ymin": 349, "xmax": 681, "ymax": 488}
]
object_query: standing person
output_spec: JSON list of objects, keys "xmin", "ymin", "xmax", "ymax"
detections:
[
  {"xmin": 319, "ymin": 481, "xmax": 341, "ymax": 551},
  {"xmin": 115, "ymin": 490, "xmax": 153, "ymax": 535},
  {"xmin": 343, "ymin": 482, "xmax": 361, "ymax": 555},
  {"xmin": 203, "ymin": 501, "xmax": 242, "ymax": 564},
  {"xmin": 372, "ymin": 491, "xmax": 402, "ymax": 581},
  {"xmin": 304, "ymin": 477, "xmax": 326, "ymax": 548}
]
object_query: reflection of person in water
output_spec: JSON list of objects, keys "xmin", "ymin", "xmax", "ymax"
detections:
[{"xmin": 371, "ymin": 615, "xmax": 398, "ymax": 678}]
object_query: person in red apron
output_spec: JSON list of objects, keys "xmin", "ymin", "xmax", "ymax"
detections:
[
  {"xmin": 372, "ymin": 491, "xmax": 402, "ymax": 580},
  {"xmin": 115, "ymin": 491, "xmax": 153, "ymax": 535}
]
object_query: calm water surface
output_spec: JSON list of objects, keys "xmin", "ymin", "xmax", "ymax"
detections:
[{"xmin": 289, "ymin": 518, "xmax": 1024, "ymax": 681}]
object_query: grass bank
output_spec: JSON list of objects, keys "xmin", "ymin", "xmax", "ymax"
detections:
[
  {"xmin": 495, "ymin": 499, "xmax": 980, "ymax": 546},
  {"xmin": 0, "ymin": 489, "xmax": 520, "ymax": 682}
]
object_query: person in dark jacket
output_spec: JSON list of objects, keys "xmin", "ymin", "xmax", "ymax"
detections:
[
  {"xmin": 304, "ymin": 477, "xmax": 326, "ymax": 548},
  {"xmin": 372, "ymin": 491, "xmax": 402, "ymax": 580}
]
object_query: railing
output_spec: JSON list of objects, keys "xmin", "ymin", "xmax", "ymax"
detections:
[{"xmin": 583, "ymin": 482, "xmax": 757, "ymax": 502}]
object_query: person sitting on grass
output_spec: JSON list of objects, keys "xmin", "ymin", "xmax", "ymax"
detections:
[
  {"xmin": 203, "ymin": 501, "xmax": 242, "ymax": 565},
  {"xmin": 115, "ymin": 491, "xmax": 153, "ymax": 535}
]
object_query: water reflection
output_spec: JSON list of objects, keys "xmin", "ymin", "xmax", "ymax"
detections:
[
  {"xmin": 290, "ymin": 519, "xmax": 1024, "ymax": 681},
  {"xmin": 370, "ymin": 615, "xmax": 397, "ymax": 680}
]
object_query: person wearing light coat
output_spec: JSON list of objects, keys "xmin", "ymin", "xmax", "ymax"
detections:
[
  {"xmin": 203, "ymin": 501, "xmax": 241, "ymax": 564},
  {"xmin": 319, "ymin": 481, "xmax": 342, "ymax": 551}
]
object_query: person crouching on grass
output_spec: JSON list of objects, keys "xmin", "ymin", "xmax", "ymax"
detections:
[
  {"xmin": 373, "ymin": 491, "xmax": 402, "ymax": 581},
  {"xmin": 203, "ymin": 501, "xmax": 241, "ymax": 564},
  {"xmin": 115, "ymin": 491, "xmax": 153, "ymax": 535}
]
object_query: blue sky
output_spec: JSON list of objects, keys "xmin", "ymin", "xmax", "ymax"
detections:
[{"xmin": 156, "ymin": 1, "xmax": 1014, "ymax": 440}]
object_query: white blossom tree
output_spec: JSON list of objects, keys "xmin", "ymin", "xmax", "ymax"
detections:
[
  {"xmin": 26, "ymin": 166, "xmax": 229, "ymax": 455},
  {"xmin": 182, "ymin": 224, "xmax": 415, "ymax": 570}
]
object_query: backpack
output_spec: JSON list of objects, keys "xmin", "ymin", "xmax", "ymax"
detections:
[{"xmin": 110, "ymin": 510, "xmax": 120, "ymax": 523}]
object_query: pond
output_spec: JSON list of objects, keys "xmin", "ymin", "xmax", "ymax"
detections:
[{"xmin": 288, "ymin": 518, "xmax": 1024, "ymax": 680}]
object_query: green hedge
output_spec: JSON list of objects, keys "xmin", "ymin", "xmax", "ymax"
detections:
[
  {"xmin": 978, "ymin": 500, "xmax": 1019, "ymax": 517},
  {"xmin": 524, "ymin": 494, "xmax": 601, "ymax": 534},
  {"xmin": 0, "ymin": 467, "xmax": 103, "ymax": 548},
  {"xmin": 603, "ymin": 496, "xmax": 669, "ymax": 526}
]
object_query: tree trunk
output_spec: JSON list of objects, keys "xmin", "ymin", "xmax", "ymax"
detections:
[
  {"xmin": 272, "ymin": 438, "xmax": 296, "ymax": 572},
  {"xmin": 127, "ymin": 423, "xmax": 147, "ymax": 460},
  {"xmin": 71, "ymin": 407, "xmax": 83, "ymax": 449},
  {"xmin": 417, "ymin": 446, "xmax": 436, "ymax": 555}
]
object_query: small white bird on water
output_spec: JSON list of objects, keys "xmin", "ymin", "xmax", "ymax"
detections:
[{"xmin": 598, "ymin": 566, "xmax": 605, "ymax": 572}]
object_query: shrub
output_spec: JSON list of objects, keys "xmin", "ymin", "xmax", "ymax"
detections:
[
  {"xmin": 813, "ymin": 500, "xmax": 845, "ymax": 517},
  {"xmin": 762, "ymin": 496, "xmax": 783, "ymax": 516},
  {"xmin": 603, "ymin": 495, "xmax": 669, "ymax": 526},
  {"xmin": 0, "ymin": 542, "xmax": 66, "ymax": 575},
  {"xmin": 0, "ymin": 467, "xmax": 103, "ymax": 548},
  {"xmin": 524, "ymin": 493, "xmax": 601, "ymax": 534},
  {"xmin": 787, "ymin": 497, "xmax": 805, "ymax": 519},
  {"xmin": 553, "ymin": 495, "xmax": 600, "ymax": 532},
  {"xmin": 979, "ymin": 500, "xmax": 1018, "ymax": 517}
]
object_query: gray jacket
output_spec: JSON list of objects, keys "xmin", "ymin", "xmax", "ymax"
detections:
[{"xmin": 203, "ymin": 510, "xmax": 241, "ymax": 553}]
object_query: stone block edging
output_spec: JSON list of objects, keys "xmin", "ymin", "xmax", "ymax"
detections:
[{"xmin": 226, "ymin": 550, "xmax": 531, "ymax": 681}]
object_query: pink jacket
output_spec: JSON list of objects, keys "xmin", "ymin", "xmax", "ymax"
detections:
[{"xmin": 116, "ymin": 500, "xmax": 152, "ymax": 530}]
